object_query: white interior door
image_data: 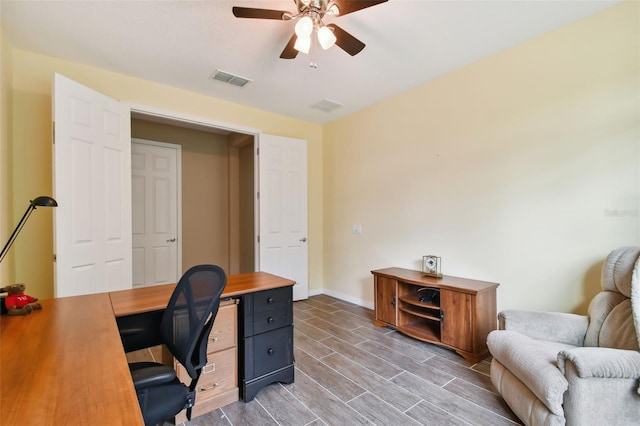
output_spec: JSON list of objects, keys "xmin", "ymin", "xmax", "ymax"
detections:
[
  {"xmin": 258, "ymin": 134, "xmax": 308, "ymax": 300},
  {"xmin": 131, "ymin": 139, "xmax": 180, "ymax": 287},
  {"xmin": 53, "ymin": 73, "xmax": 132, "ymax": 297}
]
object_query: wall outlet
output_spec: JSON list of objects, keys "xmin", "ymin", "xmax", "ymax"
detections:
[{"xmin": 352, "ymin": 224, "xmax": 362, "ymax": 234}]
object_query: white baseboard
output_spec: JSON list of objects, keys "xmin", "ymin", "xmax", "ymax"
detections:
[
  {"xmin": 308, "ymin": 288, "xmax": 323, "ymax": 297},
  {"xmin": 309, "ymin": 288, "xmax": 374, "ymax": 310}
]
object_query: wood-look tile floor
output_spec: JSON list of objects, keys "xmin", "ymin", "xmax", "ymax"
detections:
[{"xmin": 130, "ymin": 294, "xmax": 522, "ymax": 426}]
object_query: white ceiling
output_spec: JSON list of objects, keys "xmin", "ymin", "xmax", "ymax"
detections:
[{"xmin": 1, "ymin": 0, "xmax": 620, "ymax": 124}]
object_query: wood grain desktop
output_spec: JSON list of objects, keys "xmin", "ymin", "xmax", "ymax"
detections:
[{"xmin": 0, "ymin": 293, "xmax": 143, "ymax": 425}]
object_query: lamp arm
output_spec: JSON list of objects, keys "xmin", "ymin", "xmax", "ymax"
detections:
[{"xmin": 0, "ymin": 204, "xmax": 36, "ymax": 264}]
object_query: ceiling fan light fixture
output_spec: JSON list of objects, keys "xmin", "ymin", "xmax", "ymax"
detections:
[
  {"xmin": 295, "ymin": 16, "xmax": 313, "ymax": 38},
  {"xmin": 317, "ymin": 25, "xmax": 336, "ymax": 50},
  {"xmin": 294, "ymin": 36, "xmax": 311, "ymax": 54}
]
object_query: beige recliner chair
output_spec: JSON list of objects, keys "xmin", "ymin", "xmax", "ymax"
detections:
[{"xmin": 487, "ymin": 246, "xmax": 640, "ymax": 425}]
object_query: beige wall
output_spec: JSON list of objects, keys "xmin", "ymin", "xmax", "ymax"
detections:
[
  {"xmin": 0, "ymin": 26, "xmax": 13, "ymax": 285},
  {"xmin": 238, "ymin": 144, "xmax": 255, "ymax": 273},
  {"xmin": 7, "ymin": 49, "xmax": 323, "ymax": 299},
  {"xmin": 324, "ymin": 2, "xmax": 640, "ymax": 313},
  {"xmin": 227, "ymin": 135, "xmax": 255, "ymax": 275}
]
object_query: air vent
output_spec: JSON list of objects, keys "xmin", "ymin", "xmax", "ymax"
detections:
[
  {"xmin": 210, "ymin": 69, "xmax": 252, "ymax": 88},
  {"xmin": 310, "ymin": 98, "xmax": 343, "ymax": 112}
]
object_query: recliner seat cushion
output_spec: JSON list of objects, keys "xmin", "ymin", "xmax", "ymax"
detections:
[
  {"xmin": 488, "ymin": 330, "xmax": 576, "ymax": 416},
  {"xmin": 598, "ymin": 299, "xmax": 640, "ymax": 351},
  {"xmin": 584, "ymin": 291, "xmax": 628, "ymax": 347}
]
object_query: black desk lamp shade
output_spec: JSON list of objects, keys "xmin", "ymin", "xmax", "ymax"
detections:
[{"xmin": 0, "ymin": 196, "xmax": 58, "ymax": 264}]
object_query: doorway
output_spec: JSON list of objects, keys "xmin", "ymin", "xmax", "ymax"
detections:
[{"xmin": 131, "ymin": 117, "xmax": 255, "ymax": 280}]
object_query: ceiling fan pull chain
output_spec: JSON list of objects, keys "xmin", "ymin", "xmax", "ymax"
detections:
[{"xmin": 310, "ymin": 36, "xmax": 318, "ymax": 68}]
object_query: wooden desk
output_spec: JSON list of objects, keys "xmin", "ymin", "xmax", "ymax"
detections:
[
  {"xmin": 110, "ymin": 271, "xmax": 295, "ymax": 316},
  {"xmin": 0, "ymin": 294, "xmax": 143, "ymax": 425},
  {"xmin": 0, "ymin": 272, "xmax": 295, "ymax": 426}
]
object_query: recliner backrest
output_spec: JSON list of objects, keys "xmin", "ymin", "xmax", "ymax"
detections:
[
  {"xmin": 584, "ymin": 247, "xmax": 640, "ymax": 350},
  {"xmin": 160, "ymin": 264, "xmax": 227, "ymax": 379}
]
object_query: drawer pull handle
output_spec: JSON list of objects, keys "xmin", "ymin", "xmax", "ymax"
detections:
[
  {"xmin": 267, "ymin": 297, "xmax": 274, "ymax": 304},
  {"xmin": 267, "ymin": 348, "xmax": 275, "ymax": 356},
  {"xmin": 210, "ymin": 336, "xmax": 218, "ymax": 342},
  {"xmin": 203, "ymin": 363, "xmax": 216, "ymax": 374},
  {"xmin": 199, "ymin": 382, "xmax": 219, "ymax": 392},
  {"xmin": 267, "ymin": 317, "xmax": 274, "ymax": 324}
]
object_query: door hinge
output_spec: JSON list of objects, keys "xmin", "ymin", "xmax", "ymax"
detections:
[
  {"xmin": 257, "ymin": 192, "xmax": 259, "ymax": 200},
  {"xmin": 257, "ymin": 235, "xmax": 260, "ymax": 243},
  {"xmin": 52, "ymin": 121, "xmax": 55, "ymax": 144},
  {"xmin": 256, "ymin": 147, "xmax": 259, "ymax": 155},
  {"xmin": 53, "ymin": 254, "xmax": 57, "ymax": 262}
]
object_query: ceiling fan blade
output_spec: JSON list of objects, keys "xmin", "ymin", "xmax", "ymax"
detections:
[
  {"xmin": 232, "ymin": 7, "xmax": 289, "ymax": 20},
  {"xmin": 331, "ymin": 0, "xmax": 388, "ymax": 17},
  {"xmin": 326, "ymin": 24, "xmax": 365, "ymax": 56},
  {"xmin": 280, "ymin": 34, "xmax": 299, "ymax": 59}
]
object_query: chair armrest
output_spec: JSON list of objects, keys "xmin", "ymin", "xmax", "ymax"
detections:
[
  {"xmin": 498, "ymin": 310, "xmax": 588, "ymax": 346},
  {"xmin": 557, "ymin": 347, "xmax": 640, "ymax": 379},
  {"xmin": 558, "ymin": 347, "xmax": 640, "ymax": 423},
  {"xmin": 130, "ymin": 364, "xmax": 177, "ymax": 391}
]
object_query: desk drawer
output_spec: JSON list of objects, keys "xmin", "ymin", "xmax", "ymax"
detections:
[
  {"xmin": 198, "ymin": 347, "xmax": 237, "ymax": 397},
  {"xmin": 207, "ymin": 300, "xmax": 237, "ymax": 354},
  {"xmin": 244, "ymin": 325, "xmax": 293, "ymax": 380},
  {"xmin": 253, "ymin": 307, "xmax": 293, "ymax": 335},
  {"xmin": 252, "ymin": 287, "xmax": 292, "ymax": 314},
  {"xmin": 174, "ymin": 347, "xmax": 238, "ymax": 423},
  {"xmin": 177, "ymin": 347, "xmax": 236, "ymax": 397}
]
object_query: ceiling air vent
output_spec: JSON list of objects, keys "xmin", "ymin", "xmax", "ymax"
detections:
[
  {"xmin": 210, "ymin": 69, "xmax": 252, "ymax": 88},
  {"xmin": 310, "ymin": 98, "xmax": 343, "ymax": 112}
]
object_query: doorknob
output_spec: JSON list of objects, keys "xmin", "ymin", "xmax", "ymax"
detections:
[
  {"xmin": 299, "ymin": 237, "xmax": 307, "ymax": 242},
  {"xmin": 166, "ymin": 238, "xmax": 176, "ymax": 242}
]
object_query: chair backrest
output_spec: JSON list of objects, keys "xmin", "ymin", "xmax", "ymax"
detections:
[
  {"xmin": 160, "ymin": 264, "xmax": 227, "ymax": 379},
  {"xmin": 585, "ymin": 247, "xmax": 640, "ymax": 350}
]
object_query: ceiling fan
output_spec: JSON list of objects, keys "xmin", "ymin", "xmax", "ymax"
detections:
[{"xmin": 232, "ymin": 0, "xmax": 388, "ymax": 60}]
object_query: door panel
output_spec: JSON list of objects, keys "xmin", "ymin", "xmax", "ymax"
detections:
[
  {"xmin": 53, "ymin": 74, "xmax": 132, "ymax": 297},
  {"xmin": 258, "ymin": 134, "xmax": 308, "ymax": 300},
  {"xmin": 375, "ymin": 276, "xmax": 397, "ymax": 326},
  {"xmin": 440, "ymin": 289, "xmax": 474, "ymax": 352},
  {"xmin": 131, "ymin": 140, "xmax": 179, "ymax": 287}
]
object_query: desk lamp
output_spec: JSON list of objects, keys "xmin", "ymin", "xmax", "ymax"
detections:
[{"xmin": 0, "ymin": 196, "xmax": 58, "ymax": 264}]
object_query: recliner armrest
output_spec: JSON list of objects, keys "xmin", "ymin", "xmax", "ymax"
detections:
[
  {"xmin": 557, "ymin": 347, "xmax": 640, "ymax": 379},
  {"xmin": 498, "ymin": 310, "xmax": 588, "ymax": 346},
  {"xmin": 131, "ymin": 364, "xmax": 177, "ymax": 391}
]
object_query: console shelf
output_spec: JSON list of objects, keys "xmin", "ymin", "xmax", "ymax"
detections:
[
  {"xmin": 399, "ymin": 304, "xmax": 440, "ymax": 322},
  {"xmin": 372, "ymin": 267, "xmax": 499, "ymax": 363}
]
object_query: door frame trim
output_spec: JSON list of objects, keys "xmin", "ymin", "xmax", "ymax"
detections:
[
  {"xmin": 125, "ymin": 102, "xmax": 262, "ymax": 270},
  {"xmin": 127, "ymin": 103, "xmax": 260, "ymax": 136}
]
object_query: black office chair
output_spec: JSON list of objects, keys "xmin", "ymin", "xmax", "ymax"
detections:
[{"xmin": 128, "ymin": 264, "xmax": 227, "ymax": 426}]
